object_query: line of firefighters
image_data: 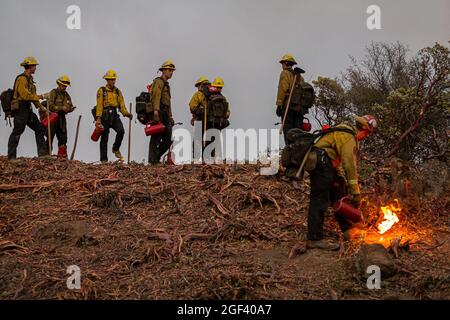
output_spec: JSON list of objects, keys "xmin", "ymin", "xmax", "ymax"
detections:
[{"xmin": 2, "ymin": 54, "xmax": 378, "ymax": 250}]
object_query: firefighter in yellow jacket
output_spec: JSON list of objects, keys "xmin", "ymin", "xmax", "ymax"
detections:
[
  {"xmin": 203, "ymin": 77, "xmax": 230, "ymax": 159},
  {"xmin": 95, "ymin": 70, "xmax": 132, "ymax": 162},
  {"xmin": 276, "ymin": 54, "xmax": 306, "ymax": 144},
  {"xmin": 8, "ymin": 56, "xmax": 48, "ymax": 160},
  {"xmin": 306, "ymin": 115, "xmax": 378, "ymax": 251},
  {"xmin": 47, "ymin": 75, "xmax": 75, "ymax": 159},
  {"xmin": 189, "ymin": 76, "xmax": 210, "ymax": 125},
  {"xmin": 148, "ymin": 60, "xmax": 175, "ymax": 164},
  {"xmin": 189, "ymin": 77, "xmax": 209, "ymax": 158}
]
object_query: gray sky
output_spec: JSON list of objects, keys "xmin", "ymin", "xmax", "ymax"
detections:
[{"xmin": 1, "ymin": 0, "xmax": 449, "ymax": 162}]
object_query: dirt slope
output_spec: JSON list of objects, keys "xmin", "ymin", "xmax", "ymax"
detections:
[{"xmin": 0, "ymin": 157, "xmax": 448, "ymax": 300}]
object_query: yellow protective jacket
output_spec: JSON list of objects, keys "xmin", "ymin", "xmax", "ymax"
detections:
[
  {"xmin": 314, "ymin": 124, "xmax": 360, "ymax": 195},
  {"xmin": 95, "ymin": 86, "xmax": 128, "ymax": 118},
  {"xmin": 189, "ymin": 91, "xmax": 207, "ymax": 114},
  {"xmin": 12, "ymin": 73, "xmax": 43, "ymax": 110},
  {"xmin": 48, "ymin": 88, "xmax": 73, "ymax": 113},
  {"xmin": 276, "ymin": 69, "xmax": 304, "ymax": 108},
  {"xmin": 150, "ymin": 77, "xmax": 172, "ymax": 118}
]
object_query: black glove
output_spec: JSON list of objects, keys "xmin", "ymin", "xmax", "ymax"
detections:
[
  {"xmin": 350, "ymin": 194, "xmax": 361, "ymax": 209},
  {"xmin": 195, "ymin": 107, "xmax": 204, "ymax": 118},
  {"xmin": 276, "ymin": 106, "xmax": 284, "ymax": 117}
]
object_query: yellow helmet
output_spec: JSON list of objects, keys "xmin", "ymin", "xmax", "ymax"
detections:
[
  {"xmin": 103, "ymin": 70, "xmax": 117, "ymax": 80},
  {"xmin": 20, "ymin": 56, "xmax": 39, "ymax": 67},
  {"xmin": 195, "ymin": 76, "xmax": 210, "ymax": 87},
  {"xmin": 159, "ymin": 60, "xmax": 176, "ymax": 71},
  {"xmin": 56, "ymin": 75, "xmax": 71, "ymax": 87},
  {"xmin": 279, "ymin": 54, "xmax": 297, "ymax": 65},
  {"xmin": 355, "ymin": 115, "xmax": 378, "ymax": 132},
  {"xmin": 212, "ymin": 77, "xmax": 225, "ymax": 88}
]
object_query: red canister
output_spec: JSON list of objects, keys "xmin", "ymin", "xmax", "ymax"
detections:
[
  {"xmin": 41, "ymin": 112, "xmax": 59, "ymax": 128},
  {"xmin": 333, "ymin": 196, "xmax": 363, "ymax": 223},
  {"xmin": 145, "ymin": 122, "xmax": 166, "ymax": 136},
  {"xmin": 91, "ymin": 126, "xmax": 105, "ymax": 142},
  {"xmin": 301, "ymin": 118, "xmax": 312, "ymax": 132}
]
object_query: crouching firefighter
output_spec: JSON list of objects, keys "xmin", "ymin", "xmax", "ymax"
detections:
[
  {"xmin": 148, "ymin": 60, "xmax": 176, "ymax": 164},
  {"xmin": 7, "ymin": 56, "xmax": 49, "ymax": 160},
  {"xmin": 202, "ymin": 77, "xmax": 230, "ymax": 160},
  {"xmin": 94, "ymin": 70, "xmax": 132, "ymax": 162},
  {"xmin": 302, "ymin": 115, "xmax": 378, "ymax": 250},
  {"xmin": 276, "ymin": 54, "xmax": 314, "ymax": 144},
  {"xmin": 189, "ymin": 76, "xmax": 210, "ymax": 159},
  {"xmin": 45, "ymin": 75, "xmax": 75, "ymax": 159}
]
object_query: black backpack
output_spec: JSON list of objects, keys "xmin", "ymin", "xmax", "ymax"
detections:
[
  {"xmin": 135, "ymin": 91, "xmax": 151, "ymax": 125},
  {"xmin": 205, "ymin": 91, "xmax": 230, "ymax": 130},
  {"xmin": 1, "ymin": 75, "xmax": 22, "ymax": 118},
  {"xmin": 133, "ymin": 78, "xmax": 170, "ymax": 125},
  {"xmin": 0, "ymin": 89, "xmax": 14, "ymax": 118},
  {"xmin": 289, "ymin": 81, "xmax": 316, "ymax": 114},
  {"xmin": 281, "ymin": 126, "xmax": 356, "ymax": 178},
  {"xmin": 299, "ymin": 82, "xmax": 315, "ymax": 114}
]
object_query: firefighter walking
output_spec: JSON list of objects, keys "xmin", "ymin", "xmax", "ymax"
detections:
[
  {"xmin": 276, "ymin": 54, "xmax": 306, "ymax": 144},
  {"xmin": 95, "ymin": 70, "xmax": 132, "ymax": 162},
  {"xmin": 7, "ymin": 56, "xmax": 49, "ymax": 160},
  {"xmin": 148, "ymin": 60, "xmax": 176, "ymax": 164},
  {"xmin": 46, "ymin": 75, "xmax": 75, "ymax": 159},
  {"xmin": 305, "ymin": 115, "xmax": 378, "ymax": 251}
]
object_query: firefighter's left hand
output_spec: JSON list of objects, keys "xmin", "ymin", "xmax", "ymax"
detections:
[
  {"xmin": 63, "ymin": 106, "xmax": 75, "ymax": 113},
  {"xmin": 350, "ymin": 194, "xmax": 361, "ymax": 209},
  {"xmin": 39, "ymin": 106, "xmax": 48, "ymax": 113},
  {"xmin": 195, "ymin": 106, "xmax": 204, "ymax": 116},
  {"xmin": 276, "ymin": 105, "xmax": 283, "ymax": 117},
  {"xmin": 170, "ymin": 118, "xmax": 175, "ymax": 126},
  {"xmin": 125, "ymin": 113, "xmax": 133, "ymax": 120}
]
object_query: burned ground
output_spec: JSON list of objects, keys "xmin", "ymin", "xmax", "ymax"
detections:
[{"xmin": 0, "ymin": 157, "xmax": 448, "ymax": 300}]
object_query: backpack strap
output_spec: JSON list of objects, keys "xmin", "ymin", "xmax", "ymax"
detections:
[
  {"xmin": 12, "ymin": 74, "xmax": 27, "ymax": 100},
  {"xmin": 319, "ymin": 127, "xmax": 356, "ymax": 137},
  {"xmin": 312, "ymin": 126, "xmax": 356, "ymax": 144},
  {"xmin": 101, "ymin": 86, "xmax": 120, "ymax": 107}
]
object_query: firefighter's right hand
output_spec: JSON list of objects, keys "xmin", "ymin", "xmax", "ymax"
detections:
[
  {"xmin": 95, "ymin": 118, "xmax": 102, "ymax": 127},
  {"xmin": 153, "ymin": 111, "xmax": 160, "ymax": 122},
  {"xmin": 350, "ymin": 194, "xmax": 361, "ymax": 209}
]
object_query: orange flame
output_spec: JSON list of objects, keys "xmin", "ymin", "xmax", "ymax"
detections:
[{"xmin": 377, "ymin": 199, "xmax": 401, "ymax": 234}]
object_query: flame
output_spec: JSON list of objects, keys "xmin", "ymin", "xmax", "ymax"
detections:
[{"xmin": 377, "ymin": 200, "xmax": 401, "ymax": 234}]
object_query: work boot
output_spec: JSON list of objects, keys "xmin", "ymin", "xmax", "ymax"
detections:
[
  {"xmin": 306, "ymin": 239, "xmax": 340, "ymax": 251},
  {"xmin": 112, "ymin": 148, "xmax": 124, "ymax": 161},
  {"xmin": 57, "ymin": 145, "xmax": 68, "ymax": 160}
]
